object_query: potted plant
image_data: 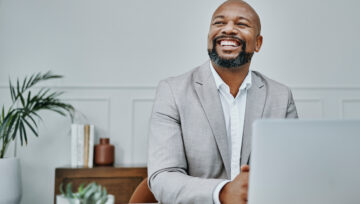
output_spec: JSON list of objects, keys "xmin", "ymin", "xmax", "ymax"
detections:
[
  {"xmin": 0, "ymin": 72, "xmax": 74, "ymax": 204},
  {"xmin": 57, "ymin": 182, "xmax": 114, "ymax": 204}
]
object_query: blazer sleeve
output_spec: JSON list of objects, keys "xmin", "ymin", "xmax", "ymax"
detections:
[
  {"xmin": 147, "ymin": 80, "xmax": 225, "ymax": 204},
  {"xmin": 286, "ymin": 88, "xmax": 299, "ymax": 119}
]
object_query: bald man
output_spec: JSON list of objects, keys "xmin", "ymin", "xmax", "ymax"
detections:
[{"xmin": 148, "ymin": 1, "xmax": 298, "ymax": 203}]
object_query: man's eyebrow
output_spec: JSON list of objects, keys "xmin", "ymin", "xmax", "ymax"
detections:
[
  {"xmin": 212, "ymin": 15, "xmax": 252, "ymax": 22},
  {"xmin": 212, "ymin": 15, "xmax": 225, "ymax": 20},
  {"xmin": 237, "ymin": 16, "xmax": 251, "ymax": 22}
]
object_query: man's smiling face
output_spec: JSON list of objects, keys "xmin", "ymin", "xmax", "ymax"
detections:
[{"xmin": 207, "ymin": 0, "xmax": 263, "ymax": 68}]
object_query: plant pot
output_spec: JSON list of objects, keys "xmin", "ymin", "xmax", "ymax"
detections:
[
  {"xmin": 0, "ymin": 157, "xmax": 22, "ymax": 204},
  {"xmin": 56, "ymin": 194, "xmax": 115, "ymax": 204}
]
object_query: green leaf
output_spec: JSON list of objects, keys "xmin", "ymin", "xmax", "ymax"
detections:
[
  {"xmin": 32, "ymin": 73, "xmax": 41, "ymax": 86},
  {"xmin": 44, "ymin": 71, "xmax": 62, "ymax": 80},
  {"xmin": 28, "ymin": 95, "xmax": 40, "ymax": 111},
  {"xmin": 27, "ymin": 114, "xmax": 38, "ymax": 128},
  {"xmin": 84, "ymin": 184, "xmax": 97, "ymax": 200},
  {"xmin": 16, "ymin": 79, "xmax": 21, "ymax": 99},
  {"xmin": 0, "ymin": 114, "xmax": 10, "ymax": 136},
  {"xmin": 9, "ymin": 80, "xmax": 16, "ymax": 102},
  {"xmin": 38, "ymin": 88, "xmax": 50, "ymax": 100},
  {"xmin": 44, "ymin": 91, "xmax": 58, "ymax": 100},
  {"xmin": 25, "ymin": 75, "xmax": 34, "ymax": 89},
  {"xmin": 21, "ymin": 121, "xmax": 28, "ymax": 145},
  {"xmin": 93, "ymin": 188, "xmax": 101, "ymax": 201},
  {"xmin": 78, "ymin": 182, "xmax": 92, "ymax": 198},
  {"xmin": 19, "ymin": 121, "xmax": 28, "ymax": 146},
  {"xmin": 0, "ymin": 111, "xmax": 16, "ymax": 140},
  {"xmin": 36, "ymin": 87, "xmax": 46, "ymax": 97},
  {"xmin": 6, "ymin": 112, "xmax": 18, "ymax": 137},
  {"xmin": 65, "ymin": 183, "xmax": 74, "ymax": 198},
  {"xmin": 22, "ymin": 118, "xmax": 38, "ymax": 137},
  {"xmin": 78, "ymin": 183, "xmax": 85, "ymax": 193},
  {"xmin": 19, "ymin": 120, "xmax": 24, "ymax": 146},
  {"xmin": 11, "ymin": 116, "xmax": 20, "ymax": 140},
  {"xmin": 21, "ymin": 76, "xmax": 27, "ymax": 93},
  {"xmin": 100, "ymin": 189, "xmax": 108, "ymax": 204},
  {"xmin": 60, "ymin": 183, "xmax": 65, "ymax": 195},
  {"xmin": 30, "ymin": 112, "xmax": 43, "ymax": 122},
  {"xmin": 19, "ymin": 93, "xmax": 25, "ymax": 107},
  {"xmin": 1, "ymin": 105, "xmax": 4, "ymax": 121},
  {"xmin": 99, "ymin": 186, "xmax": 108, "ymax": 204},
  {"xmin": 49, "ymin": 91, "xmax": 64, "ymax": 99},
  {"xmin": 26, "ymin": 91, "xmax": 31, "ymax": 107}
]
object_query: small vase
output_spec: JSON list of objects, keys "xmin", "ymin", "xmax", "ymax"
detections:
[
  {"xmin": 94, "ymin": 138, "xmax": 114, "ymax": 166},
  {"xmin": 0, "ymin": 157, "xmax": 22, "ymax": 204}
]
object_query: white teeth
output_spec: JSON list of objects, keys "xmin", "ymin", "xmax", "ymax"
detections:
[{"xmin": 220, "ymin": 40, "xmax": 237, "ymax": 46}]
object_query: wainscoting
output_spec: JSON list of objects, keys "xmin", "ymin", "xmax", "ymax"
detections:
[
  {"xmin": 2, "ymin": 85, "xmax": 360, "ymax": 164},
  {"xmin": 292, "ymin": 87, "xmax": 360, "ymax": 119},
  {"xmin": 1, "ymin": 85, "xmax": 360, "ymax": 203}
]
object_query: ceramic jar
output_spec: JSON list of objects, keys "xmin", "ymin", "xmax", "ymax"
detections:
[{"xmin": 94, "ymin": 138, "xmax": 114, "ymax": 166}]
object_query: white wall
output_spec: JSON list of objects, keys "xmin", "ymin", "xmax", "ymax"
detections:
[{"xmin": 0, "ymin": 0, "xmax": 359, "ymax": 203}]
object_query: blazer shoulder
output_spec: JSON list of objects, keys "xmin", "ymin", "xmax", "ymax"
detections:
[
  {"xmin": 159, "ymin": 65, "xmax": 201, "ymax": 90},
  {"xmin": 252, "ymin": 70, "xmax": 292, "ymax": 94}
]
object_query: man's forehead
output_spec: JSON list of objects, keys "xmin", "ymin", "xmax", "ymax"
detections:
[
  {"xmin": 211, "ymin": 0, "xmax": 261, "ymax": 33},
  {"xmin": 212, "ymin": 1, "xmax": 256, "ymax": 20}
]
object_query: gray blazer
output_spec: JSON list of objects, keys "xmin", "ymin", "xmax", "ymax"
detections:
[{"xmin": 147, "ymin": 61, "xmax": 298, "ymax": 204}]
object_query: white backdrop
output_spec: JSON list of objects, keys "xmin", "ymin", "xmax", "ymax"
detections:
[{"xmin": 0, "ymin": 0, "xmax": 359, "ymax": 203}]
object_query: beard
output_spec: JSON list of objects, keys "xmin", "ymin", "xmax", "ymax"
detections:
[{"xmin": 208, "ymin": 36, "xmax": 254, "ymax": 69}]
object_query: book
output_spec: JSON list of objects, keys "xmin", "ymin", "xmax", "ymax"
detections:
[
  {"xmin": 70, "ymin": 124, "xmax": 78, "ymax": 168},
  {"xmin": 70, "ymin": 124, "xmax": 95, "ymax": 168},
  {"xmin": 83, "ymin": 125, "xmax": 90, "ymax": 168},
  {"xmin": 88, "ymin": 125, "xmax": 95, "ymax": 168},
  {"xmin": 77, "ymin": 124, "xmax": 84, "ymax": 167}
]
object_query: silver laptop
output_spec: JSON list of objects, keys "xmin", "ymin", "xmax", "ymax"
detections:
[{"xmin": 248, "ymin": 120, "xmax": 360, "ymax": 204}]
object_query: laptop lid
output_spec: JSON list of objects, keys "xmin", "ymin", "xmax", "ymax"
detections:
[{"xmin": 248, "ymin": 120, "xmax": 360, "ymax": 204}]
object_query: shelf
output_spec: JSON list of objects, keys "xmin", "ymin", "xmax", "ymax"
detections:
[{"xmin": 54, "ymin": 167, "xmax": 147, "ymax": 204}]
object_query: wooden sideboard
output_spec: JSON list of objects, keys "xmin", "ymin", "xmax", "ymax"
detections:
[{"xmin": 54, "ymin": 167, "xmax": 147, "ymax": 204}]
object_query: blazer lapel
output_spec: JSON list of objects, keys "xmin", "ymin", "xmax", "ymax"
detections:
[
  {"xmin": 193, "ymin": 61, "xmax": 231, "ymax": 178},
  {"xmin": 240, "ymin": 71, "xmax": 266, "ymax": 165}
]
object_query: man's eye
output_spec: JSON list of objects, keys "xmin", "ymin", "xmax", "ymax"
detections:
[
  {"xmin": 237, "ymin": 23, "xmax": 248, "ymax": 27},
  {"xmin": 213, "ymin": 21, "xmax": 224, "ymax": 25}
]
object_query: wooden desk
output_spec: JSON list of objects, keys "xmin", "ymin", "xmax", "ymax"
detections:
[{"xmin": 54, "ymin": 167, "xmax": 147, "ymax": 204}]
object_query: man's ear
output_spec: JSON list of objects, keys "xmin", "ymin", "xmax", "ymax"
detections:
[{"xmin": 255, "ymin": 35, "xmax": 263, "ymax": 52}]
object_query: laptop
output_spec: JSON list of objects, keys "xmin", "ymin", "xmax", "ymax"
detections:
[{"xmin": 248, "ymin": 119, "xmax": 360, "ymax": 204}]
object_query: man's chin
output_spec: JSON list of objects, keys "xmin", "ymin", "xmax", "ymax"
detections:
[
  {"xmin": 216, "ymin": 52, "xmax": 239, "ymax": 60},
  {"xmin": 217, "ymin": 56, "xmax": 238, "ymax": 61}
]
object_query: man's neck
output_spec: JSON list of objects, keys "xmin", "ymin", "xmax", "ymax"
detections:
[{"xmin": 211, "ymin": 61, "xmax": 250, "ymax": 98}]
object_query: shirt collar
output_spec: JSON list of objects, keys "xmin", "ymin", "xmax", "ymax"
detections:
[{"xmin": 209, "ymin": 61, "xmax": 252, "ymax": 91}]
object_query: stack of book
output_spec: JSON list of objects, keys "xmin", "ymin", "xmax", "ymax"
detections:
[{"xmin": 70, "ymin": 124, "xmax": 95, "ymax": 168}]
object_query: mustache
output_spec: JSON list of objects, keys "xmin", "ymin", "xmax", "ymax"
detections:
[
  {"xmin": 212, "ymin": 35, "xmax": 246, "ymax": 51},
  {"xmin": 213, "ymin": 35, "xmax": 245, "ymax": 43}
]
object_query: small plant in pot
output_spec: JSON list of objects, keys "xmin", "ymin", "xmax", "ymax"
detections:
[
  {"xmin": 0, "ymin": 72, "xmax": 74, "ymax": 204},
  {"xmin": 57, "ymin": 182, "xmax": 114, "ymax": 204}
]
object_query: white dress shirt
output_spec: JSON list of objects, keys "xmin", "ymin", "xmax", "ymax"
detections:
[{"xmin": 209, "ymin": 62, "xmax": 252, "ymax": 204}]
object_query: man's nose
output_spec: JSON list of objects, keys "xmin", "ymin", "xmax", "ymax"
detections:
[{"xmin": 221, "ymin": 22, "xmax": 238, "ymax": 35}]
